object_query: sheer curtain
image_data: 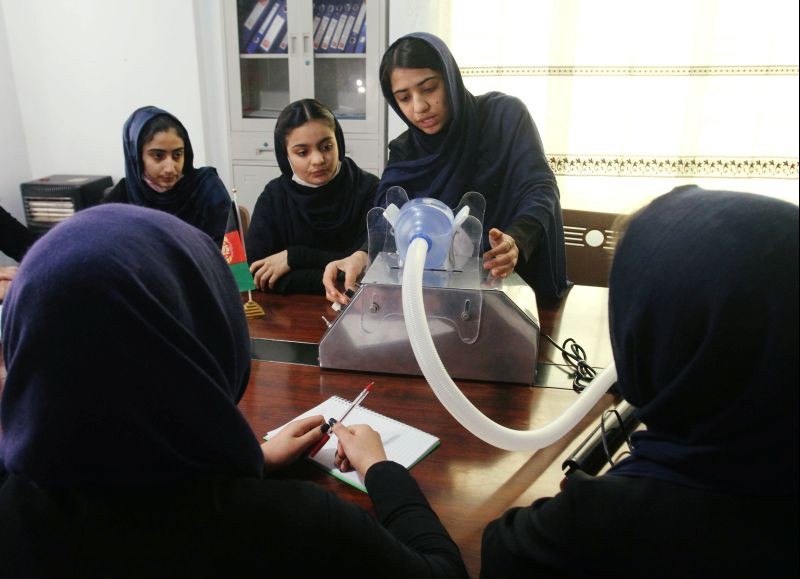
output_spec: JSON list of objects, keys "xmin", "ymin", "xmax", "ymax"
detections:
[{"xmin": 437, "ymin": 0, "xmax": 798, "ymax": 213}]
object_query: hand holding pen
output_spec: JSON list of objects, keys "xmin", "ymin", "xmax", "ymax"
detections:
[
  {"xmin": 308, "ymin": 382, "xmax": 374, "ymax": 458},
  {"xmin": 261, "ymin": 415, "xmax": 328, "ymax": 472},
  {"xmin": 331, "ymin": 422, "xmax": 387, "ymax": 477}
]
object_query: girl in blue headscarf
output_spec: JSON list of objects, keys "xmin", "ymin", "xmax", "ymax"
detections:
[
  {"xmin": 324, "ymin": 32, "xmax": 568, "ymax": 303},
  {"xmin": 104, "ymin": 105, "xmax": 231, "ymax": 246},
  {"xmin": 480, "ymin": 186, "xmax": 799, "ymax": 577},
  {"xmin": 0, "ymin": 204, "xmax": 466, "ymax": 578}
]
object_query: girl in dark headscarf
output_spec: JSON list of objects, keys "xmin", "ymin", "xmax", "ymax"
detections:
[
  {"xmin": 324, "ymin": 32, "xmax": 567, "ymax": 304},
  {"xmin": 0, "ymin": 204, "xmax": 465, "ymax": 578},
  {"xmin": 105, "ymin": 105, "xmax": 231, "ymax": 246},
  {"xmin": 246, "ymin": 99, "xmax": 378, "ymax": 295},
  {"xmin": 480, "ymin": 186, "xmax": 799, "ymax": 578}
]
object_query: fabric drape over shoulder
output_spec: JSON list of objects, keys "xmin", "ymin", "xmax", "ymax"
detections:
[
  {"xmin": 0, "ymin": 204, "xmax": 263, "ymax": 486},
  {"xmin": 608, "ymin": 186, "xmax": 799, "ymax": 496},
  {"xmin": 245, "ymin": 114, "xmax": 378, "ymax": 294},
  {"xmin": 377, "ymin": 32, "xmax": 567, "ymax": 298},
  {"xmin": 106, "ymin": 105, "xmax": 231, "ymax": 246}
]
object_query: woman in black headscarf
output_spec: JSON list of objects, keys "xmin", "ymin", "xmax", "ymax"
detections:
[
  {"xmin": 480, "ymin": 186, "xmax": 799, "ymax": 577},
  {"xmin": 0, "ymin": 204, "xmax": 466, "ymax": 578},
  {"xmin": 105, "ymin": 105, "xmax": 231, "ymax": 246},
  {"xmin": 245, "ymin": 99, "xmax": 378, "ymax": 294},
  {"xmin": 324, "ymin": 32, "xmax": 567, "ymax": 304}
]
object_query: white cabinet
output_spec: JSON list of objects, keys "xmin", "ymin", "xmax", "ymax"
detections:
[{"xmin": 223, "ymin": 0, "xmax": 388, "ymax": 212}]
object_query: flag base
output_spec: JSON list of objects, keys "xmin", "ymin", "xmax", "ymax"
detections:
[{"xmin": 244, "ymin": 298, "xmax": 266, "ymax": 319}]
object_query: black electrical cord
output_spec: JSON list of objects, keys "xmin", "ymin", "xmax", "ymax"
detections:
[
  {"xmin": 562, "ymin": 400, "xmax": 639, "ymax": 476},
  {"xmin": 542, "ymin": 334, "xmax": 597, "ymax": 393},
  {"xmin": 599, "ymin": 407, "xmax": 634, "ymax": 466}
]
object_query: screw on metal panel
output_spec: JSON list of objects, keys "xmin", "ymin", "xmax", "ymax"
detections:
[{"xmin": 461, "ymin": 299, "xmax": 471, "ymax": 321}]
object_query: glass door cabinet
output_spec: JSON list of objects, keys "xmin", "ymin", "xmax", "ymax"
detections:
[{"xmin": 223, "ymin": 0, "xmax": 388, "ymax": 210}]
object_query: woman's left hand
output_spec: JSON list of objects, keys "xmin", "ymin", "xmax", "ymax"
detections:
[
  {"xmin": 250, "ymin": 250, "xmax": 290, "ymax": 290},
  {"xmin": 483, "ymin": 228, "xmax": 519, "ymax": 278},
  {"xmin": 261, "ymin": 415, "xmax": 327, "ymax": 472}
]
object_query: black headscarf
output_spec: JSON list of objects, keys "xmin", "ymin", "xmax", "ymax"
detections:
[
  {"xmin": 0, "ymin": 204, "xmax": 263, "ymax": 486},
  {"xmin": 377, "ymin": 32, "xmax": 567, "ymax": 298},
  {"xmin": 608, "ymin": 186, "xmax": 798, "ymax": 496},
  {"xmin": 119, "ymin": 106, "xmax": 231, "ymax": 245},
  {"xmin": 245, "ymin": 108, "xmax": 377, "ymax": 263}
]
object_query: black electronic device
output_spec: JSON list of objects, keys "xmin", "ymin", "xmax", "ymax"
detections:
[
  {"xmin": 562, "ymin": 400, "xmax": 640, "ymax": 476},
  {"xmin": 20, "ymin": 174, "xmax": 112, "ymax": 235}
]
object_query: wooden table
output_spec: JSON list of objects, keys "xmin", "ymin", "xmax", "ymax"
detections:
[{"xmin": 240, "ymin": 285, "xmax": 615, "ymax": 578}]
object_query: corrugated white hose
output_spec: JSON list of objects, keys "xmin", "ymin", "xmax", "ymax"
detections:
[{"xmin": 401, "ymin": 237, "xmax": 617, "ymax": 452}]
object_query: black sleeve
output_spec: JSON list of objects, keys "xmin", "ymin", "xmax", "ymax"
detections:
[
  {"xmin": 504, "ymin": 215, "xmax": 544, "ymax": 264},
  {"xmin": 480, "ymin": 472, "xmax": 589, "ymax": 579},
  {"xmin": 363, "ymin": 461, "xmax": 468, "ymax": 578},
  {"xmin": 101, "ymin": 180, "xmax": 129, "ymax": 204},
  {"xmin": 286, "ymin": 245, "xmax": 354, "ymax": 270},
  {"xmin": 205, "ymin": 193, "xmax": 230, "ymax": 249},
  {"xmin": 245, "ymin": 185, "xmax": 283, "ymax": 264},
  {"xmin": 0, "ymin": 205, "xmax": 37, "ymax": 262},
  {"xmin": 270, "ymin": 269, "xmax": 325, "ymax": 295},
  {"xmin": 228, "ymin": 466, "xmax": 467, "ymax": 578},
  {"xmin": 263, "ymin": 244, "xmax": 360, "ymax": 296}
]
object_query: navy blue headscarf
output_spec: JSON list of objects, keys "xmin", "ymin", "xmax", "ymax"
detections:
[
  {"xmin": 377, "ymin": 32, "xmax": 567, "ymax": 298},
  {"xmin": 608, "ymin": 186, "xmax": 799, "ymax": 496},
  {"xmin": 0, "ymin": 204, "xmax": 263, "ymax": 486},
  {"xmin": 118, "ymin": 106, "xmax": 231, "ymax": 246}
]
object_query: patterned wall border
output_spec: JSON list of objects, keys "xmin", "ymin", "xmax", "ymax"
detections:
[
  {"xmin": 547, "ymin": 155, "xmax": 799, "ymax": 179},
  {"xmin": 461, "ymin": 65, "xmax": 799, "ymax": 77}
]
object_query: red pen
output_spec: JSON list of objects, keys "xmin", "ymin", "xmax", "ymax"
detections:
[{"xmin": 308, "ymin": 382, "xmax": 374, "ymax": 458}]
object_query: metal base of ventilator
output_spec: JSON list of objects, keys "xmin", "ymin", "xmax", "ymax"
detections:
[{"xmin": 318, "ymin": 253, "xmax": 540, "ymax": 385}]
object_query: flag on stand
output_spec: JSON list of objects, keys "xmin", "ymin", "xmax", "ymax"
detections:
[{"xmin": 221, "ymin": 200, "xmax": 256, "ymax": 292}]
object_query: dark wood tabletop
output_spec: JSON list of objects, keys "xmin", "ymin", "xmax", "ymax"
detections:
[
  {"xmin": 240, "ymin": 284, "xmax": 616, "ymax": 578},
  {"xmin": 0, "ymin": 285, "xmax": 614, "ymax": 578}
]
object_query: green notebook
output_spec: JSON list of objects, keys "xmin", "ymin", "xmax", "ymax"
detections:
[{"xmin": 265, "ymin": 396, "xmax": 440, "ymax": 493}]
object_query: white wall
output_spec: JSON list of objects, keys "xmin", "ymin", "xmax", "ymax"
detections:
[
  {"xmin": 0, "ymin": 1, "xmax": 31, "ymax": 265},
  {"xmin": 0, "ymin": 0, "xmax": 209, "ymax": 188},
  {"xmin": 386, "ymin": 0, "xmax": 451, "ymax": 143}
]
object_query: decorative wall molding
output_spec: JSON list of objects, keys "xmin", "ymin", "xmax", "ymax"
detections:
[
  {"xmin": 547, "ymin": 155, "xmax": 799, "ymax": 179},
  {"xmin": 461, "ymin": 65, "xmax": 799, "ymax": 77}
]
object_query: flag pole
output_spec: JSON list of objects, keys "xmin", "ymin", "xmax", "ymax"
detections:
[{"xmin": 232, "ymin": 188, "xmax": 265, "ymax": 319}]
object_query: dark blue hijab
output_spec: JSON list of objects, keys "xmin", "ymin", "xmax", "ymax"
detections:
[
  {"xmin": 119, "ymin": 106, "xmax": 230, "ymax": 246},
  {"xmin": 0, "ymin": 204, "xmax": 263, "ymax": 486},
  {"xmin": 377, "ymin": 32, "xmax": 567, "ymax": 298},
  {"xmin": 608, "ymin": 186, "xmax": 798, "ymax": 496}
]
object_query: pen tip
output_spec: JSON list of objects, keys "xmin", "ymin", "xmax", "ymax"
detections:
[{"xmin": 366, "ymin": 381, "xmax": 374, "ymax": 391}]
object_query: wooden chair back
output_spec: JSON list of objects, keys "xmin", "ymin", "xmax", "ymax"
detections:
[
  {"xmin": 238, "ymin": 205, "xmax": 251, "ymax": 236},
  {"xmin": 562, "ymin": 208, "xmax": 622, "ymax": 287}
]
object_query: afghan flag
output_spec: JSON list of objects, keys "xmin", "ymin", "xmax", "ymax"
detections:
[{"xmin": 221, "ymin": 200, "xmax": 256, "ymax": 292}]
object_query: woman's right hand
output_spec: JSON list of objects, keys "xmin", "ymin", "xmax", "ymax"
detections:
[
  {"xmin": 332, "ymin": 422, "xmax": 387, "ymax": 478},
  {"xmin": 322, "ymin": 251, "xmax": 369, "ymax": 305},
  {"xmin": 250, "ymin": 250, "xmax": 290, "ymax": 291}
]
